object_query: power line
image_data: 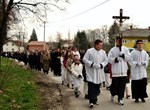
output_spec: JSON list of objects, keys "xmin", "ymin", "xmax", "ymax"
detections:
[{"xmin": 48, "ymin": 0, "xmax": 111, "ymax": 23}]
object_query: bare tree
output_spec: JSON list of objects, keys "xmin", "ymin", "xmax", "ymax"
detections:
[
  {"xmin": 100, "ymin": 25, "xmax": 109, "ymax": 43},
  {"xmin": 0, "ymin": 0, "xmax": 70, "ymax": 54},
  {"xmin": 0, "ymin": 0, "xmax": 70, "ymax": 68},
  {"xmin": 122, "ymin": 23, "xmax": 139, "ymax": 31}
]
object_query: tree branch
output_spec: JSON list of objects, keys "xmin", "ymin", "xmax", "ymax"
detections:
[
  {"xmin": 13, "ymin": 2, "xmax": 46, "ymax": 7},
  {"xmin": 13, "ymin": 2, "xmax": 65, "ymax": 10}
]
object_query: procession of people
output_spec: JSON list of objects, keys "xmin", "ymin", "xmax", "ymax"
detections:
[{"xmin": 1, "ymin": 38, "xmax": 149, "ymax": 109}]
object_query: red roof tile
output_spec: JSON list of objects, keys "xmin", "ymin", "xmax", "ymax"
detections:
[{"xmin": 28, "ymin": 41, "xmax": 48, "ymax": 46}]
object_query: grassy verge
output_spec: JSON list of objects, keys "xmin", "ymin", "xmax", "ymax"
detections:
[
  {"xmin": 147, "ymin": 61, "xmax": 150, "ymax": 79},
  {"xmin": 0, "ymin": 57, "xmax": 41, "ymax": 110}
]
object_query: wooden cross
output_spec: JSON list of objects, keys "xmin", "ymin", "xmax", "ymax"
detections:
[
  {"xmin": 112, "ymin": 9, "xmax": 130, "ymax": 27},
  {"xmin": 112, "ymin": 9, "xmax": 130, "ymax": 51}
]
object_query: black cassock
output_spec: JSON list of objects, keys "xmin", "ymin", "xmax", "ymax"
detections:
[
  {"xmin": 131, "ymin": 78, "xmax": 148, "ymax": 99},
  {"xmin": 53, "ymin": 51, "xmax": 61, "ymax": 76},
  {"xmin": 110, "ymin": 77, "xmax": 127, "ymax": 100}
]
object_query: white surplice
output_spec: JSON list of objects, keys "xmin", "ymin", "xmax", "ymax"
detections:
[{"xmin": 83, "ymin": 48, "xmax": 108, "ymax": 84}]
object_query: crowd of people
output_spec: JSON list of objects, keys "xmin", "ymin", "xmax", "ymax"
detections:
[{"xmin": 1, "ymin": 38, "xmax": 149, "ymax": 109}]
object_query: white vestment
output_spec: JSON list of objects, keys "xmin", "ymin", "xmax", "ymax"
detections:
[
  {"xmin": 71, "ymin": 63, "xmax": 83, "ymax": 88},
  {"xmin": 130, "ymin": 49, "xmax": 149, "ymax": 80},
  {"xmin": 83, "ymin": 48, "xmax": 108, "ymax": 84},
  {"xmin": 108, "ymin": 46, "xmax": 131, "ymax": 77}
]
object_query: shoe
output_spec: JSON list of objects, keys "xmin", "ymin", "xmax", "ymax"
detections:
[
  {"xmin": 106, "ymin": 87, "xmax": 110, "ymax": 90},
  {"xmin": 118, "ymin": 100, "xmax": 124, "ymax": 105},
  {"xmin": 111, "ymin": 96, "xmax": 114, "ymax": 102},
  {"xmin": 85, "ymin": 94, "xmax": 89, "ymax": 99},
  {"xmin": 126, "ymin": 95, "xmax": 130, "ymax": 99},
  {"xmin": 94, "ymin": 101, "xmax": 99, "ymax": 105},
  {"xmin": 75, "ymin": 92, "xmax": 79, "ymax": 98},
  {"xmin": 62, "ymin": 81, "xmax": 64, "ymax": 85},
  {"xmin": 72, "ymin": 84, "xmax": 74, "ymax": 89},
  {"xmin": 67, "ymin": 84, "xmax": 70, "ymax": 88},
  {"xmin": 89, "ymin": 103, "xmax": 94, "ymax": 109},
  {"xmin": 103, "ymin": 82, "xmax": 105, "ymax": 87},
  {"xmin": 75, "ymin": 94, "xmax": 79, "ymax": 98},
  {"xmin": 141, "ymin": 98, "xmax": 146, "ymax": 102},
  {"xmin": 135, "ymin": 99, "xmax": 139, "ymax": 103}
]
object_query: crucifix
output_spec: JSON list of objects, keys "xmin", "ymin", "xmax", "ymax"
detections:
[{"xmin": 112, "ymin": 9, "xmax": 130, "ymax": 51}]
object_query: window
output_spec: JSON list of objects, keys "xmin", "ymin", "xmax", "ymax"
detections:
[
  {"xmin": 12, "ymin": 43, "xmax": 14, "ymax": 46},
  {"xmin": 143, "ymin": 40, "xmax": 147, "ymax": 43},
  {"xmin": 132, "ymin": 40, "xmax": 136, "ymax": 43},
  {"xmin": 122, "ymin": 39, "xmax": 128, "ymax": 44}
]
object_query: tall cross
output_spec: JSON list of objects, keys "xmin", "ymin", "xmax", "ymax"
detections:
[
  {"xmin": 112, "ymin": 9, "xmax": 130, "ymax": 51},
  {"xmin": 112, "ymin": 9, "xmax": 130, "ymax": 27}
]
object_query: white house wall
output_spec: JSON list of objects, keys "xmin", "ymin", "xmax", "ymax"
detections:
[{"xmin": 3, "ymin": 41, "xmax": 24, "ymax": 52}]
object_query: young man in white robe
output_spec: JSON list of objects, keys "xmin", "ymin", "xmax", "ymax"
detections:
[
  {"xmin": 130, "ymin": 40, "xmax": 149, "ymax": 103},
  {"xmin": 108, "ymin": 36, "xmax": 130, "ymax": 105},
  {"xmin": 83, "ymin": 40, "xmax": 108, "ymax": 108}
]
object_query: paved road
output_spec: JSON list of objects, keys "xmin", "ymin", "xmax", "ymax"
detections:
[{"xmin": 47, "ymin": 72, "xmax": 150, "ymax": 110}]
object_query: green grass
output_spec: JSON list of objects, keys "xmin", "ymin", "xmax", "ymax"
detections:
[
  {"xmin": 147, "ymin": 61, "xmax": 150, "ymax": 78},
  {"xmin": 0, "ymin": 57, "xmax": 41, "ymax": 110}
]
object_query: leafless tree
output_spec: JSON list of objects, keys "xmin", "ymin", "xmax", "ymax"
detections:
[
  {"xmin": 0, "ymin": 0, "xmax": 70, "ymax": 72},
  {"xmin": 0, "ymin": 0, "xmax": 70, "ymax": 54}
]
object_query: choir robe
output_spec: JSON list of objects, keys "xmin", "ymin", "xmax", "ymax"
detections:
[
  {"xmin": 108, "ymin": 46, "xmax": 131, "ymax": 77},
  {"xmin": 83, "ymin": 47, "xmax": 108, "ymax": 104},
  {"xmin": 83, "ymin": 47, "xmax": 108, "ymax": 84},
  {"xmin": 130, "ymin": 49, "xmax": 149, "ymax": 99},
  {"xmin": 108, "ymin": 46, "xmax": 130, "ymax": 99},
  {"xmin": 71, "ymin": 62, "xmax": 83, "ymax": 88}
]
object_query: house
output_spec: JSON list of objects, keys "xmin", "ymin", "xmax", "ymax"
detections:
[
  {"xmin": 50, "ymin": 40, "xmax": 74, "ymax": 50},
  {"xmin": 113, "ymin": 28, "xmax": 150, "ymax": 52},
  {"xmin": 3, "ymin": 40, "xmax": 24, "ymax": 52},
  {"xmin": 61, "ymin": 40, "xmax": 74, "ymax": 48},
  {"xmin": 27, "ymin": 41, "xmax": 50, "ymax": 52}
]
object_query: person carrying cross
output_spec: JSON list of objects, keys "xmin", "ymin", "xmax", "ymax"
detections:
[{"xmin": 108, "ymin": 36, "xmax": 131, "ymax": 105}]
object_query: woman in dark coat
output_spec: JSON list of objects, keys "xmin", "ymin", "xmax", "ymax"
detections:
[{"xmin": 42, "ymin": 51, "xmax": 50, "ymax": 74}]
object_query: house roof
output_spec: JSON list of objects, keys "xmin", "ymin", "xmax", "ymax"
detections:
[
  {"xmin": 28, "ymin": 41, "xmax": 48, "ymax": 46},
  {"xmin": 113, "ymin": 29, "xmax": 150, "ymax": 37},
  {"xmin": 7, "ymin": 40, "xmax": 23, "ymax": 47}
]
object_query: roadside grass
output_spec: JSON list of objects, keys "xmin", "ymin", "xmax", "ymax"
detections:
[
  {"xmin": 0, "ymin": 57, "xmax": 41, "ymax": 110},
  {"xmin": 147, "ymin": 61, "xmax": 150, "ymax": 80}
]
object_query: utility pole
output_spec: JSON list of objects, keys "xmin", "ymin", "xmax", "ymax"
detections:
[
  {"xmin": 112, "ymin": 9, "xmax": 130, "ymax": 51},
  {"xmin": 43, "ymin": 21, "xmax": 46, "ymax": 50},
  {"xmin": 68, "ymin": 29, "xmax": 70, "ymax": 47}
]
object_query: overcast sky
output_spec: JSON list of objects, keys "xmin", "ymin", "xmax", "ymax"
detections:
[{"xmin": 25, "ymin": 0, "xmax": 150, "ymax": 41}]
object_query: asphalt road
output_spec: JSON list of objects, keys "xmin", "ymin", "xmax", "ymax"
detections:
[{"xmin": 47, "ymin": 72, "xmax": 150, "ymax": 110}]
